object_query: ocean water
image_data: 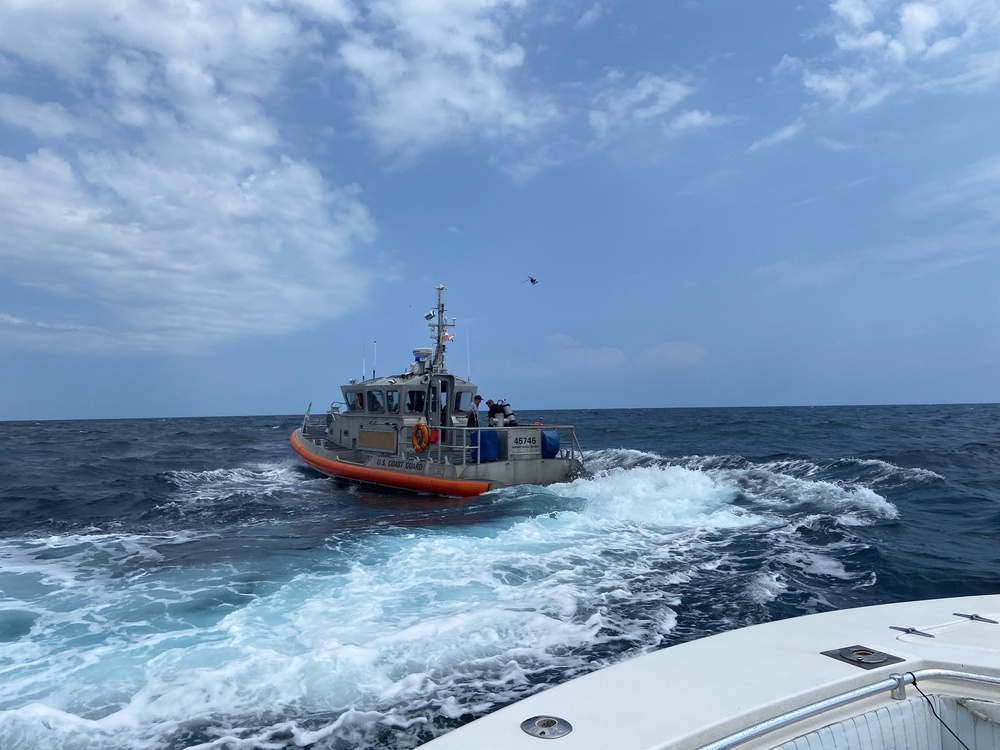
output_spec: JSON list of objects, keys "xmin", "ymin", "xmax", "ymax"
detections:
[{"xmin": 1, "ymin": 404, "xmax": 999, "ymax": 749}]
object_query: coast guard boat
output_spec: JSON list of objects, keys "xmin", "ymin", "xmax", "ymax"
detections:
[
  {"xmin": 290, "ymin": 285, "xmax": 586, "ymax": 497},
  {"xmin": 420, "ymin": 594, "xmax": 1000, "ymax": 750}
]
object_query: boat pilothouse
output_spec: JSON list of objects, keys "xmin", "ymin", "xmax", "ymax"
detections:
[{"xmin": 290, "ymin": 285, "xmax": 586, "ymax": 497}]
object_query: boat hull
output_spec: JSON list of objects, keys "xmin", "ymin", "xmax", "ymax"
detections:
[
  {"xmin": 291, "ymin": 429, "xmax": 490, "ymax": 496},
  {"xmin": 291, "ymin": 428, "xmax": 580, "ymax": 497}
]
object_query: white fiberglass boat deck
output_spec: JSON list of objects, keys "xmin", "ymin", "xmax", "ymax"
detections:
[{"xmin": 420, "ymin": 594, "xmax": 1000, "ymax": 750}]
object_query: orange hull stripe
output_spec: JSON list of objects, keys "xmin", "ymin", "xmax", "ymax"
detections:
[{"xmin": 290, "ymin": 432, "xmax": 490, "ymax": 498}]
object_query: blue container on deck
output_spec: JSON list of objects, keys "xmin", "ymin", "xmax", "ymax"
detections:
[
  {"xmin": 470, "ymin": 429, "xmax": 499, "ymax": 462},
  {"xmin": 540, "ymin": 429, "xmax": 560, "ymax": 459}
]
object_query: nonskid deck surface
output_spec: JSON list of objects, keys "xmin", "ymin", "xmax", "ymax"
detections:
[
  {"xmin": 419, "ymin": 594, "xmax": 1000, "ymax": 750},
  {"xmin": 300, "ymin": 421, "xmax": 331, "ymax": 443}
]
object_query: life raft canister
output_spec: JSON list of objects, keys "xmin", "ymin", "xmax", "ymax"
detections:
[{"xmin": 412, "ymin": 422, "xmax": 431, "ymax": 452}]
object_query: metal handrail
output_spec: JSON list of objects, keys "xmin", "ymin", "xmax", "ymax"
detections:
[
  {"xmin": 698, "ymin": 668, "xmax": 1000, "ymax": 750},
  {"xmin": 312, "ymin": 412, "xmax": 583, "ymax": 467},
  {"xmin": 419, "ymin": 423, "xmax": 580, "ymax": 466}
]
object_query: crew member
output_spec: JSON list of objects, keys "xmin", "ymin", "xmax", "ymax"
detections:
[
  {"xmin": 467, "ymin": 394, "xmax": 483, "ymax": 427},
  {"xmin": 485, "ymin": 399, "xmax": 505, "ymax": 426}
]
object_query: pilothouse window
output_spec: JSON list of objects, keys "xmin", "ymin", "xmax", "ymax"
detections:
[
  {"xmin": 346, "ymin": 391, "xmax": 363, "ymax": 411},
  {"xmin": 455, "ymin": 391, "xmax": 472, "ymax": 412},
  {"xmin": 387, "ymin": 390, "xmax": 400, "ymax": 414},
  {"xmin": 405, "ymin": 391, "xmax": 425, "ymax": 414},
  {"xmin": 367, "ymin": 390, "xmax": 385, "ymax": 413}
]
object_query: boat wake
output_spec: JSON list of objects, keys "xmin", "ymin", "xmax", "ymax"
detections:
[
  {"xmin": 163, "ymin": 461, "xmax": 327, "ymax": 507},
  {"xmin": 576, "ymin": 447, "xmax": 900, "ymax": 521},
  {"xmin": 0, "ymin": 447, "xmax": 913, "ymax": 750}
]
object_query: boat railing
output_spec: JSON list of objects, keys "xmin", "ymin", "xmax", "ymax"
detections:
[
  {"xmin": 697, "ymin": 667, "xmax": 1000, "ymax": 750},
  {"xmin": 299, "ymin": 411, "xmax": 585, "ymax": 469},
  {"xmin": 300, "ymin": 415, "xmax": 330, "ymax": 440},
  {"xmin": 420, "ymin": 424, "xmax": 584, "ymax": 467}
]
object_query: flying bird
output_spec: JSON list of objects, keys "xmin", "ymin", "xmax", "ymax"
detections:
[{"xmin": 524, "ymin": 276, "xmax": 538, "ymax": 285}]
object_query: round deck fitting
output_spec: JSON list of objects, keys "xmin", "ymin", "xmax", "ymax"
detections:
[
  {"xmin": 839, "ymin": 646, "xmax": 889, "ymax": 664},
  {"xmin": 520, "ymin": 716, "xmax": 573, "ymax": 739}
]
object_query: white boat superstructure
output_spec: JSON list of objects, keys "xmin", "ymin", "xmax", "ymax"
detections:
[{"xmin": 420, "ymin": 594, "xmax": 1000, "ymax": 750}]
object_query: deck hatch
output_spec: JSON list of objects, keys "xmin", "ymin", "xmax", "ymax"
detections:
[{"xmin": 821, "ymin": 644, "xmax": 905, "ymax": 670}]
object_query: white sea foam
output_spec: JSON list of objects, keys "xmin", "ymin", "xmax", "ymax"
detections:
[
  {"xmin": 0, "ymin": 532, "xmax": 194, "ymax": 592},
  {"xmin": 0, "ymin": 449, "xmax": 900, "ymax": 748},
  {"xmin": 577, "ymin": 448, "xmax": 899, "ymax": 523},
  {"xmin": 847, "ymin": 458, "xmax": 944, "ymax": 482},
  {"xmin": 553, "ymin": 460, "xmax": 755, "ymax": 530},
  {"xmin": 165, "ymin": 461, "xmax": 321, "ymax": 507},
  {"xmin": 776, "ymin": 551, "xmax": 853, "ymax": 580},
  {"xmin": 760, "ymin": 456, "xmax": 943, "ymax": 484},
  {"xmin": 746, "ymin": 571, "xmax": 788, "ymax": 604},
  {"xmin": 754, "ymin": 473, "xmax": 898, "ymax": 519}
]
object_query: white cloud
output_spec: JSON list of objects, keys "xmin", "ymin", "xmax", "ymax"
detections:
[
  {"xmin": 105, "ymin": 54, "xmax": 154, "ymax": 97},
  {"xmin": 2, "ymin": 314, "xmax": 90, "ymax": 333},
  {"xmin": 896, "ymin": 2, "xmax": 942, "ymax": 59},
  {"xmin": 0, "ymin": 0, "xmax": 734, "ymax": 358},
  {"xmin": 0, "ymin": 1, "xmax": 376, "ymax": 352},
  {"xmin": 333, "ymin": 0, "xmax": 559, "ymax": 159},
  {"xmin": 665, "ymin": 109, "xmax": 735, "ymax": 136},
  {"xmin": 816, "ymin": 135, "xmax": 856, "ymax": 150},
  {"xmin": 291, "ymin": 0, "xmax": 356, "ymax": 25},
  {"xmin": 0, "ymin": 148, "xmax": 376, "ymax": 350},
  {"xmin": 589, "ymin": 73, "xmax": 693, "ymax": 141},
  {"xmin": 495, "ymin": 70, "xmax": 718, "ymax": 176},
  {"xmin": 546, "ymin": 333, "xmax": 579, "ymax": 348},
  {"xmin": 795, "ymin": 0, "xmax": 1000, "ymax": 110},
  {"xmin": 835, "ymin": 30, "xmax": 890, "ymax": 52},
  {"xmin": 899, "ymin": 155, "xmax": 1000, "ymax": 222},
  {"xmin": 773, "ymin": 54, "xmax": 802, "ymax": 77},
  {"xmin": 0, "ymin": 1, "xmax": 313, "ymax": 85},
  {"xmin": 575, "ymin": 3, "xmax": 605, "ymax": 29},
  {"xmin": 748, "ymin": 119, "xmax": 805, "ymax": 152},
  {"xmin": 499, "ymin": 146, "xmax": 562, "ymax": 182},
  {"xmin": 831, "ymin": 0, "xmax": 875, "ymax": 28},
  {"xmin": 921, "ymin": 49, "xmax": 1000, "ymax": 92},
  {"xmin": 0, "ymin": 311, "xmax": 112, "ymax": 351},
  {"xmin": 799, "ymin": 66, "xmax": 898, "ymax": 109},
  {"xmin": 0, "ymin": 93, "xmax": 80, "ymax": 139}
]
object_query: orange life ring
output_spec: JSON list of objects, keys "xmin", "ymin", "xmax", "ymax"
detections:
[{"xmin": 412, "ymin": 423, "xmax": 431, "ymax": 453}]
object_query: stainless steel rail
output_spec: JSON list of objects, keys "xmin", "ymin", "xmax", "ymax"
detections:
[
  {"xmin": 698, "ymin": 668, "xmax": 1000, "ymax": 750},
  {"xmin": 422, "ymin": 424, "xmax": 582, "ymax": 465}
]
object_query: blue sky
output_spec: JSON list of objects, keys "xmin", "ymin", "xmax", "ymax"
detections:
[{"xmin": 1, "ymin": 0, "xmax": 999, "ymax": 420}]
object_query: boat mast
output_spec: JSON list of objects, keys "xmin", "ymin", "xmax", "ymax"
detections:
[{"xmin": 429, "ymin": 284, "xmax": 453, "ymax": 374}]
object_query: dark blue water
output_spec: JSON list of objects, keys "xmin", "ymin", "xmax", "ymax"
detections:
[{"xmin": 1, "ymin": 405, "xmax": 999, "ymax": 749}]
